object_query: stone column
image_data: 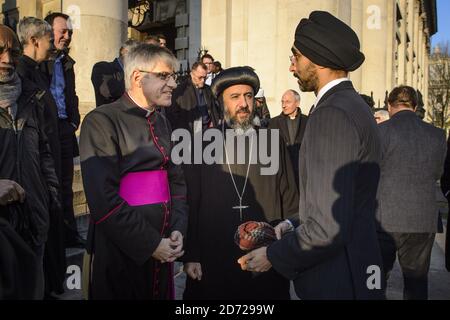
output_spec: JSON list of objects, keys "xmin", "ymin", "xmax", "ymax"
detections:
[
  {"xmin": 349, "ymin": 0, "xmax": 364, "ymax": 93},
  {"xmin": 62, "ymin": 0, "xmax": 128, "ymax": 120},
  {"xmin": 188, "ymin": 0, "xmax": 202, "ymax": 64}
]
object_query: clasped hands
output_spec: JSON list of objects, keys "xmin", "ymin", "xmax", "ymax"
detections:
[{"xmin": 152, "ymin": 230, "xmax": 184, "ymax": 263}]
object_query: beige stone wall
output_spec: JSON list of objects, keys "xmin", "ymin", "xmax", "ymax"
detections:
[
  {"xmin": 1, "ymin": 0, "xmax": 434, "ymax": 119},
  {"xmin": 201, "ymin": 0, "xmax": 433, "ymax": 116},
  {"xmin": 1, "ymin": 0, "xmax": 128, "ymax": 121},
  {"xmin": 60, "ymin": 0, "xmax": 128, "ymax": 120}
]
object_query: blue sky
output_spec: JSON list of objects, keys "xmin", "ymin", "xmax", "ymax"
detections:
[{"xmin": 431, "ymin": 0, "xmax": 450, "ymax": 47}]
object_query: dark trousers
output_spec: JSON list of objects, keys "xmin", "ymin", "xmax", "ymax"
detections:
[
  {"xmin": 32, "ymin": 244, "xmax": 45, "ymax": 300},
  {"xmin": 58, "ymin": 120, "xmax": 78, "ymax": 244},
  {"xmin": 377, "ymin": 231, "xmax": 435, "ymax": 300}
]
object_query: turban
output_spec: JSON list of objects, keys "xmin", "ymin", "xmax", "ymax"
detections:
[
  {"xmin": 211, "ymin": 66, "xmax": 260, "ymax": 98},
  {"xmin": 294, "ymin": 11, "xmax": 365, "ymax": 72},
  {"xmin": 234, "ymin": 221, "xmax": 277, "ymax": 251}
]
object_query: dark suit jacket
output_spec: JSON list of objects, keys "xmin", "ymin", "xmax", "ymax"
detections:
[
  {"xmin": 440, "ymin": 136, "xmax": 450, "ymax": 272},
  {"xmin": 377, "ymin": 111, "xmax": 446, "ymax": 233},
  {"xmin": 269, "ymin": 110, "xmax": 308, "ymax": 187},
  {"xmin": 40, "ymin": 54, "xmax": 80, "ymax": 156},
  {"xmin": 267, "ymin": 81, "xmax": 384, "ymax": 299},
  {"xmin": 91, "ymin": 58, "xmax": 124, "ymax": 107},
  {"xmin": 17, "ymin": 56, "xmax": 61, "ymax": 180},
  {"xmin": 166, "ymin": 77, "xmax": 221, "ymax": 132}
]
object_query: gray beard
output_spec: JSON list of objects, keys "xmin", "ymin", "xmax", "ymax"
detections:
[
  {"xmin": 224, "ymin": 108, "xmax": 256, "ymax": 133},
  {"xmin": 0, "ymin": 69, "xmax": 15, "ymax": 83}
]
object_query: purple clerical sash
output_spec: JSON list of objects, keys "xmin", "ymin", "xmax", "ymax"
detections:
[{"xmin": 119, "ymin": 170, "xmax": 170, "ymax": 206}]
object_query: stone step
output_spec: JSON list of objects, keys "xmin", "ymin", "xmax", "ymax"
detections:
[
  {"xmin": 74, "ymin": 204, "xmax": 89, "ymax": 217},
  {"xmin": 73, "ymin": 185, "xmax": 85, "ymax": 204},
  {"xmin": 73, "ymin": 163, "xmax": 88, "ymax": 217},
  {"xmin": 74, "ymin": 164, "xmax": 82, "ymax": 186}
]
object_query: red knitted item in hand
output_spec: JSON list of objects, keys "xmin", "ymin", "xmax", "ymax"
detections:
[{"xmin": 234, "ymin": 221, "xmax": 277, "ymax": 251}]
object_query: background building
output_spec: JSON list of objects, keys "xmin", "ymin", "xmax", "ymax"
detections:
[
  {"xmin": 428, "ymin": 43, "xmax": 450, "ymax": 130},
  {"xmin": 1, "ymin": 0, "xmax": 437, "ymax": 119}
]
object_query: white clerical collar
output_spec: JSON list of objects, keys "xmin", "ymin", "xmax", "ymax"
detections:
[
  {"xmin": 313, "ymin": 78, "xmax": 350, "ymax": 109},
  {"xmin": 126, "ymin": 92, "xmax": 154, "ymax": 117}
]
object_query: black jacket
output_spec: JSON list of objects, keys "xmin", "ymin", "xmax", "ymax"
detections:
[
  {"xmin": 17, "ymin": 55, "xmax": 61, "ymax": 180},
  {"xmin": 166, "ymin": 77, "xmax": 221, "ymax": 132},
  {"xmin": 0, "ymin": 217, "xmax": 38, "ymax": 299},
  {"xmin": 269, "ymin": 109, "xmax": 308, "ymax": 187},
  {"xmin": 267, "ymin": 81, "xmax": 384, "ymax": 299},
  {"xmin": 440, "ymin": 135, "xmax": 450, "ymax": 272},
  {"xmin": 91, "ymin": 58, "xmax": 124, "ymax": 107},
  {"xmin": 0, "ymin": 77, "xmax": 59, "ymax": 246},
  {"xmin": 40, "ymin": 54, "xmax": 80, "ymax": 156},
  {"xmin": 17, "ymin": 55, "xmax": 67, "ymax": 294}
]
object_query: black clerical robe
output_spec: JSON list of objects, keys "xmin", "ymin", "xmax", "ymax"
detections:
[
  {"xmin": 79, "ymin": 94, "xmax": 188, "ymax": 300},
  {"xmin": 183, "ymin": 126, "xmax": 299, "ymax": 300}
]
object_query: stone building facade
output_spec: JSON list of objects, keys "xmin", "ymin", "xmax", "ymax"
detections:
[{"xmin": 1, "ymin": 0, "xmax": 437, "ymax": 118}]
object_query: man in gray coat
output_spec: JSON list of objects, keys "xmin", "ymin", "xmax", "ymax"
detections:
[
  {"xmin": 238, "ymin": 11, "xmax": 384, "ymax": 299},
  {"xmin": 376, "ymin": 85, "xmax": 447, "ymax": 300}
]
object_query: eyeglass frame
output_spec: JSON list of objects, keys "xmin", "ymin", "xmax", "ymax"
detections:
[{"xmin": 138, "ymin": 70, "xmax": 178, "ymax": 82}]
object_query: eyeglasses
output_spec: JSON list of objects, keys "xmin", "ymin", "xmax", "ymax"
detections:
[
  {"xmin": 289, "ymin": 55, "xmax": 297, "ymax": 65},
  {"xmin": 0, "ymin": 46, "xmax": 22, "ymax": 58},
  {"xmin": 289, "ymin": 52, "xmax": 302, "ymax": 65},
  {"xmin": 138, "ymin": 70, "xmax": 177, "ymax": 82}
]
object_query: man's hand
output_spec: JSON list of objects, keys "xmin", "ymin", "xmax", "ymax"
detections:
[
  {"xmin": 0, "ymin": 179, "xmax": 26, "ymax": 206},
  {"xmin": 168, "ymin": 230, "xmax": 184, "ymax": 261},
  {"xmin": 48, "ymin": 186, "xmax": 62, "ymax": 213},
  {"xmin": 274, "ymin": 220, "xmax": 294, "ymax": 240},
  {"xmin": 184, "ymin": 262, "xmax": 202, "ymax": 280},
  {"xmin": 152, "ymin": 237, "xmax": 184, "ymax": 263},
  {"xmin": 238, "ymin": 246, "xmax": 272, "ymax": 273},
  {"xmin": 170, "ymin": 231, "xmax": 183, "ymax": 250}
]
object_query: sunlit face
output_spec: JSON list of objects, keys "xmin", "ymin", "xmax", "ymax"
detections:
[
  {"xmin": 289, "ymin": 46, "xmax": 319, "ymax": 93},
  {"xmin": 35, "ymin": 33, "xmax": 54, "ymax": 63},
  {"xmin": 52, "ymin": 17, "xmax": 73, "ymax": 51},
  {"xmin": 222, "ymin": 84, "xmax": 254, "ymax": 129},
  {"xmin": 202, "ymin": 57, "xmax": 214, "ymax": 74},
  {"xmin": 138, "ymin": 60, "xmax": 177, "ymax": 108},
  {"xmin": 0, "ymin": 26, "xmax": 20, "ymax": 82},
  {"xmin": 281, "ymin": 91, "xmax": 299, "ymax": 116},
  {"xmin": 190, "ymin": 66, "xmax": 207, "ymax": 88}
]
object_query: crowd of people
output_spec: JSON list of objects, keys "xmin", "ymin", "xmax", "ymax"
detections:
[{"xmin": 1, "ymin": 10, "xmax": 449, "ymax": 301}]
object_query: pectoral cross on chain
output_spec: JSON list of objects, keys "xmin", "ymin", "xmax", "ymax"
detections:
[{"xmin": 233, "ymin": 198, "xmax": 249, "ymax": 221}]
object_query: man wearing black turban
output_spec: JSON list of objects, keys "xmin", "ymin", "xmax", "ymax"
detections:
[{"xmin": 239, "ymin": 11, "xmax": 384, "ymax": 300}]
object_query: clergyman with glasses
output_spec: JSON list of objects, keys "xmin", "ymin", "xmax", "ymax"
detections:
[{"xmin": 79, "ymin": 44, "xmax": 188, "ymax": 300}]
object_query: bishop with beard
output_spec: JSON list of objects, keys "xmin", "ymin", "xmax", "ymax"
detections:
[{"xmin": 183, "ymin": 67, "xmax": 299, "ymax": 300}]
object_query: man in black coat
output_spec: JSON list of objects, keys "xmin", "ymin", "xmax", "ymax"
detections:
[
  {"xmin": 269, "ymin": 89, "xmax": 308, "ymax": 188},
  {"xmin": 166, "ymin": 61, "xmax": 221, "ymax": 133},
  {"xmin": 441, "ymin": 137, "xmax": 450, "ymax": 273},
  {"xmin": 41, "ymin": 12, "xmax": 82, "ymax": 248},
  {"xmin": 1, "ymin": 25, "xmax": 60, "ymax": 299},
  {"xmin": 91, "ymin": 39, "xmax": 138, "ymax": 107},
  {"xmin": 0, "ymin": 179, "xmax": 38, "ymax": 300},
  {"xmin": 239, "ymin": 11, "xmax": 384, "ymax": 300},
  {"xmin": 376, "ymin": 86, "xmax": 446, "ymax": 300},
  {"xmin": 16, "ymin": 16, "xmax": 67, "ymax": 297}
]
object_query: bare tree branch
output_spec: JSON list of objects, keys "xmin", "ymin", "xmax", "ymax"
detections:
[{"xmin": 429, "ymin": 41, "xmax": 450, "ymax": 131}]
